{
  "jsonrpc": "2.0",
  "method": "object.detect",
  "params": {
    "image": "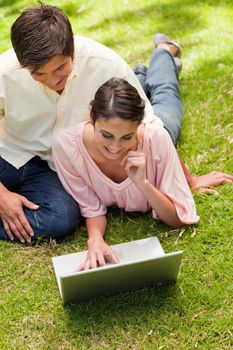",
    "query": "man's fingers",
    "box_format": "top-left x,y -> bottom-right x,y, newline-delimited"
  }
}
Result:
7,211 -> 34,242
7,221 -> 27,243
17,213 -> 34,237
4,213 -> 34,243
21,197 -> 39,210
2,220 -> 14,241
